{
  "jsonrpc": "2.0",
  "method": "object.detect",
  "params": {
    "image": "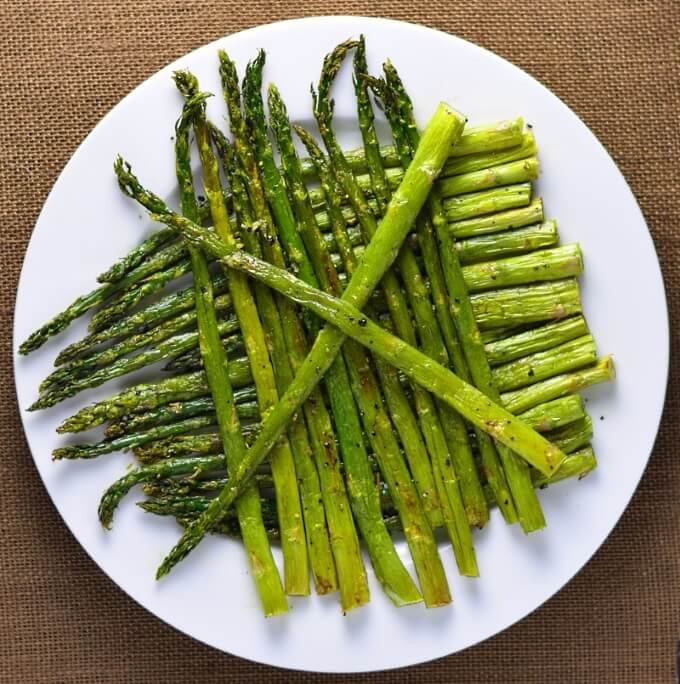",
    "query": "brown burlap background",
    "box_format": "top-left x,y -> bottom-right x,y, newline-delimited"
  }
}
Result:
2,2 -> 679,682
